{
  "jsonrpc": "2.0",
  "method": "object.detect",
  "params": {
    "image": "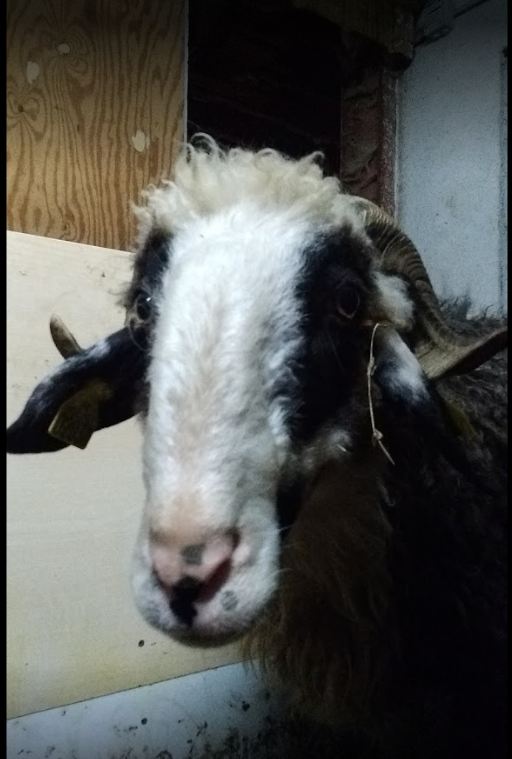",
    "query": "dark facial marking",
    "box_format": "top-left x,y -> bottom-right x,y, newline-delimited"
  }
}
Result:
290,231 -> 374,441
126,231 -> 172,307
125,231 -> 172,350
170,576 -> 201,627
276,475 -> 306,537
221,590 -> 238,611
